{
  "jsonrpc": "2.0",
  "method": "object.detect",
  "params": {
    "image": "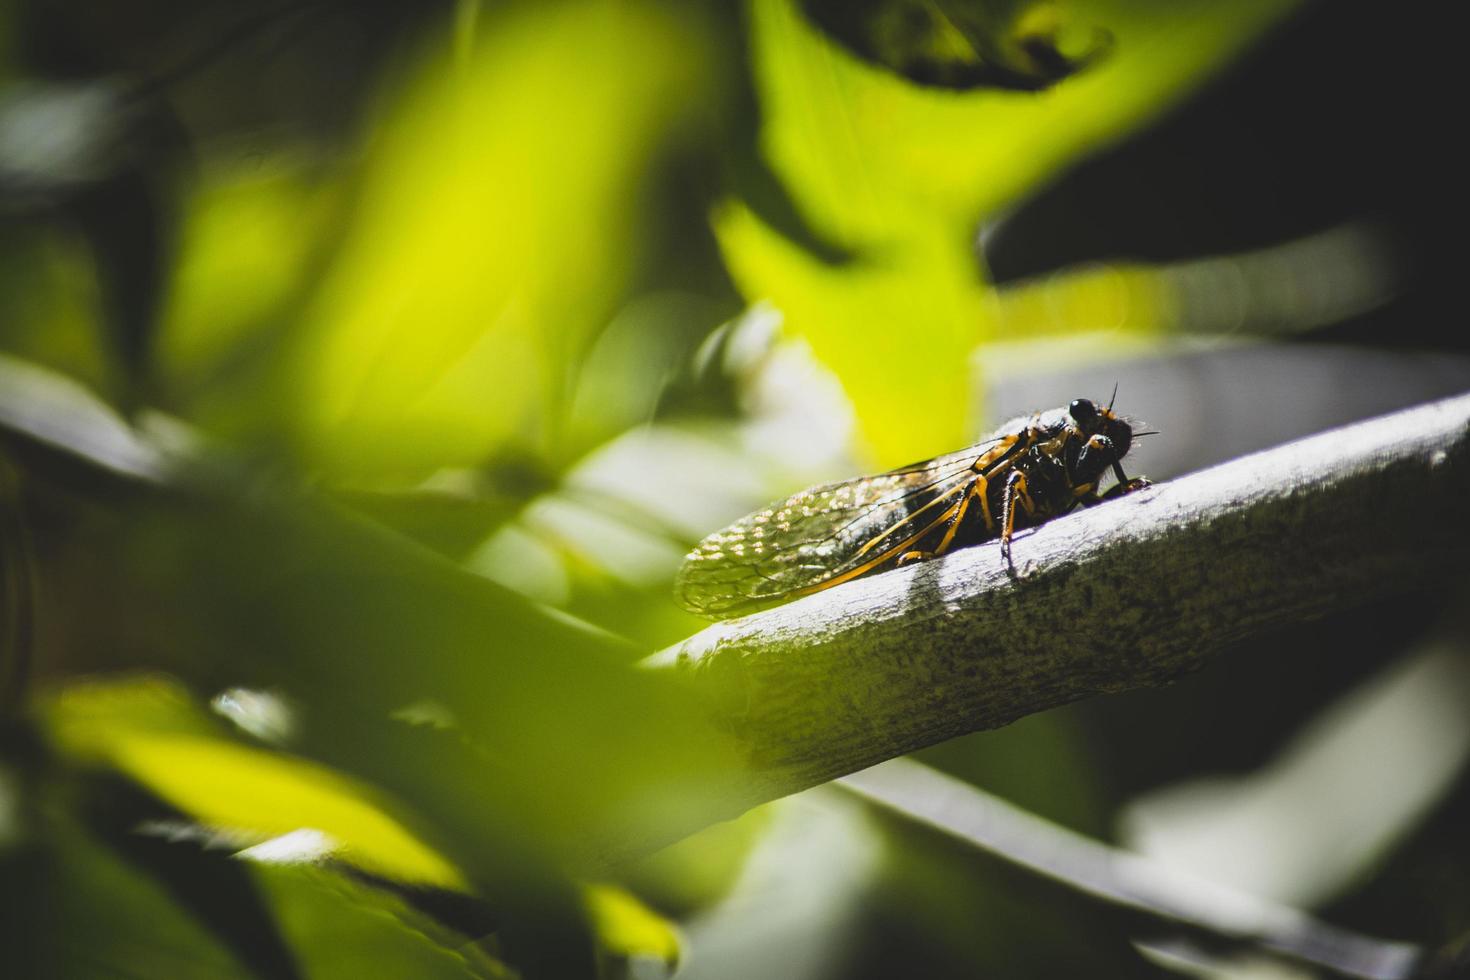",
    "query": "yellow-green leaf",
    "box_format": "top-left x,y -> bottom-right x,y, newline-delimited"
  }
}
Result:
46,676 -> 465,890
583,882 -> 682,967
285,1 -> 710,478
720,0 -> 1303,464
